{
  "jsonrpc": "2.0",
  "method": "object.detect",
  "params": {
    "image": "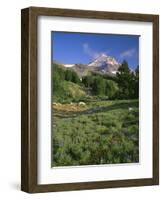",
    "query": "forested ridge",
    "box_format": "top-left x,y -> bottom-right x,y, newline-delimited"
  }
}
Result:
53,60 -> 139,103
